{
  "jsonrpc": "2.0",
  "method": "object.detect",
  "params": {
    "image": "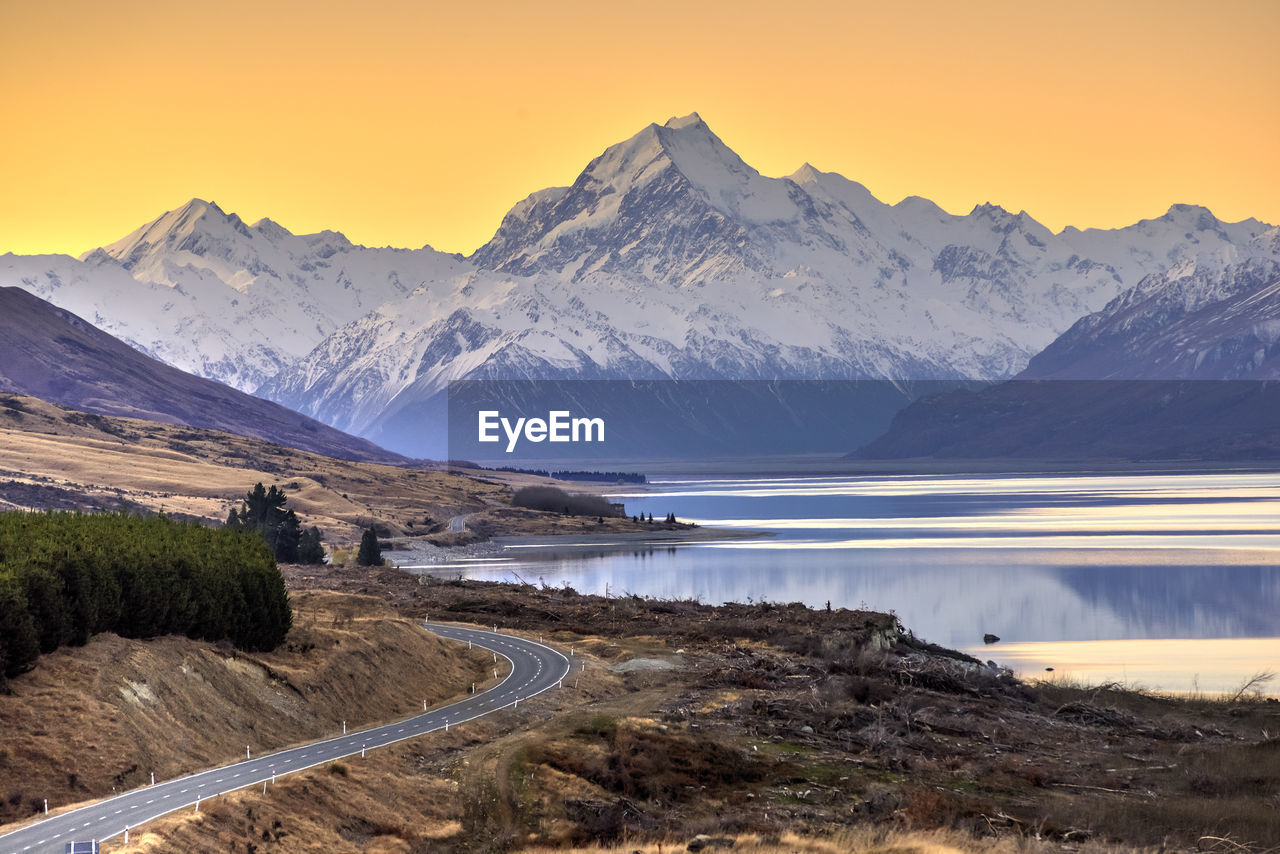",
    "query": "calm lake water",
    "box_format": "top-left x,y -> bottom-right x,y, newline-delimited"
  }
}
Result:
415,471 -> 1280,693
